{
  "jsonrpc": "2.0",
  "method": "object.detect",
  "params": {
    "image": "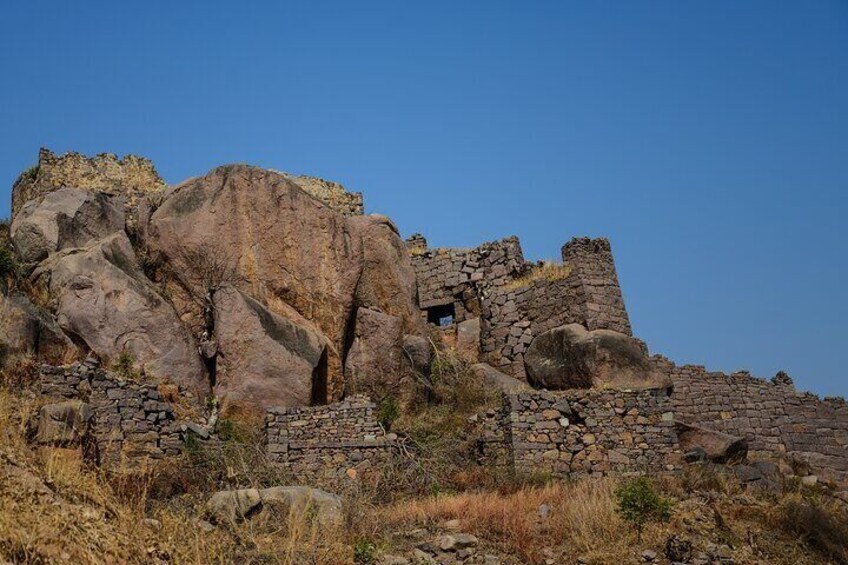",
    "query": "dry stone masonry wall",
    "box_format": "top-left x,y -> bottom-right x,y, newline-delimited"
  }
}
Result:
480,389 -> 679,478
39,360 -> 184,466
12,148 -> 167,228
409,234 -> 631,379
281,173 -> 364,216
266,395 -> 395,481
657,357 -> 848,484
